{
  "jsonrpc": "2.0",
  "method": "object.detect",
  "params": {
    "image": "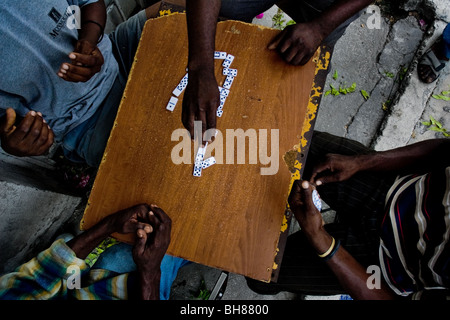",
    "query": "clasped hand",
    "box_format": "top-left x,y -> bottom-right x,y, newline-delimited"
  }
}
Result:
107,204 -> 172,272
58,39 -> 104,82
0,108 -> 54,157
